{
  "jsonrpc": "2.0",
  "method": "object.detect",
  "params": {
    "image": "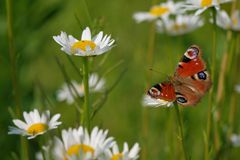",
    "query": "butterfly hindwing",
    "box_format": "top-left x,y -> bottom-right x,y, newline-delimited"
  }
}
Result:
174,85 -> 201,106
